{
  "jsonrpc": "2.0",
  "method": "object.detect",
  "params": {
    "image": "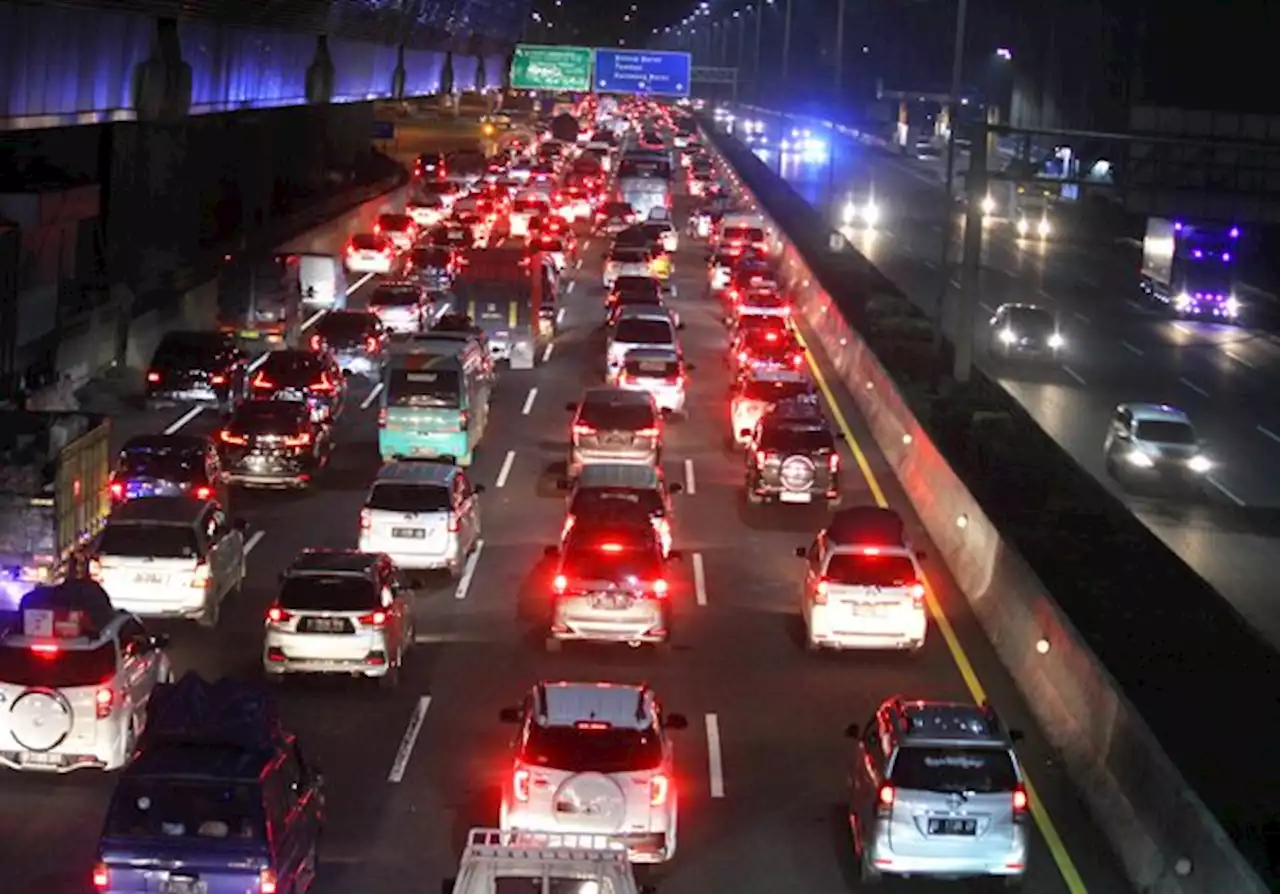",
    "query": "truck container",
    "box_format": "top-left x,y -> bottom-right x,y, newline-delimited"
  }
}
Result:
217,251 -> 304,348
0,412 -> 110,608
450,248 -> 556,368
1140,217 -> 1240,321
